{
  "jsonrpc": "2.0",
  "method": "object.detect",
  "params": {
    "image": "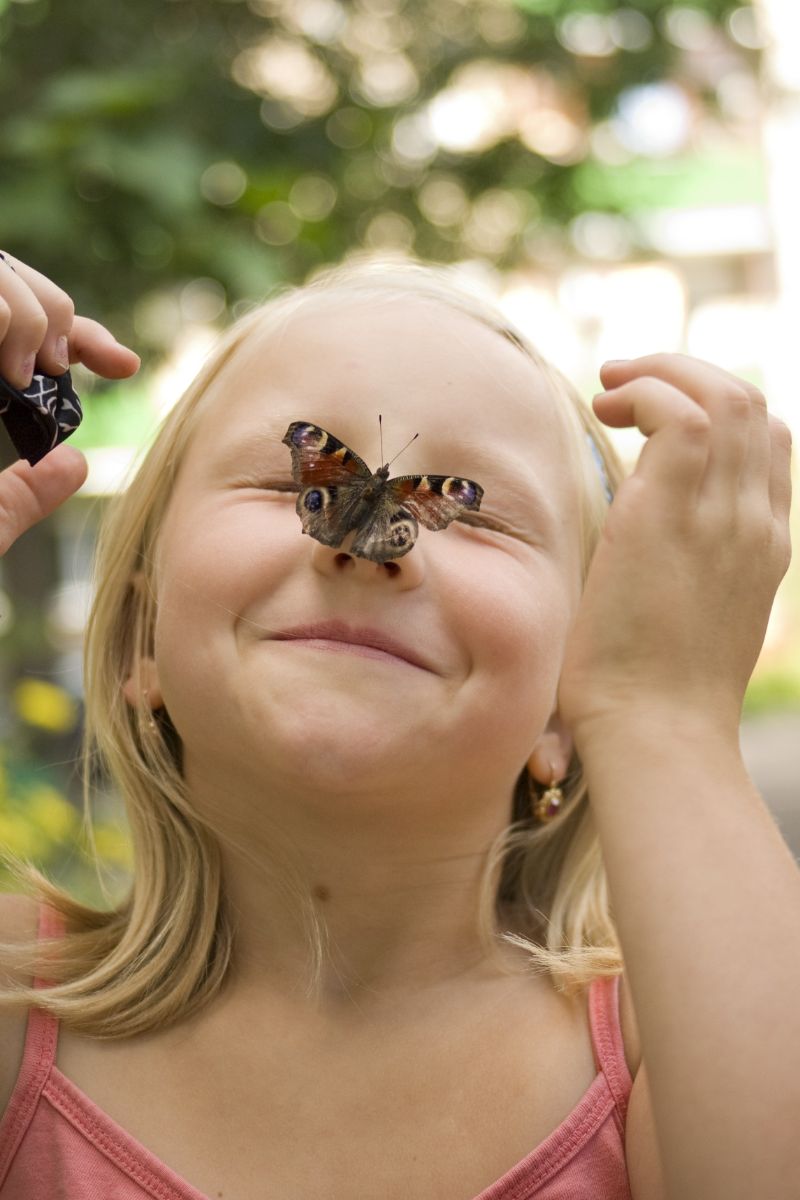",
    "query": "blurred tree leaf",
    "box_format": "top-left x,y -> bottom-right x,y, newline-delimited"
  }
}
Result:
0,0 -> 759,358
